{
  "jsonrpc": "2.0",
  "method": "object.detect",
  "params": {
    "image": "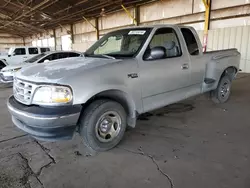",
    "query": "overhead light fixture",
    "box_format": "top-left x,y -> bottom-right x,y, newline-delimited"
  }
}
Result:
100,8 -> 106,17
